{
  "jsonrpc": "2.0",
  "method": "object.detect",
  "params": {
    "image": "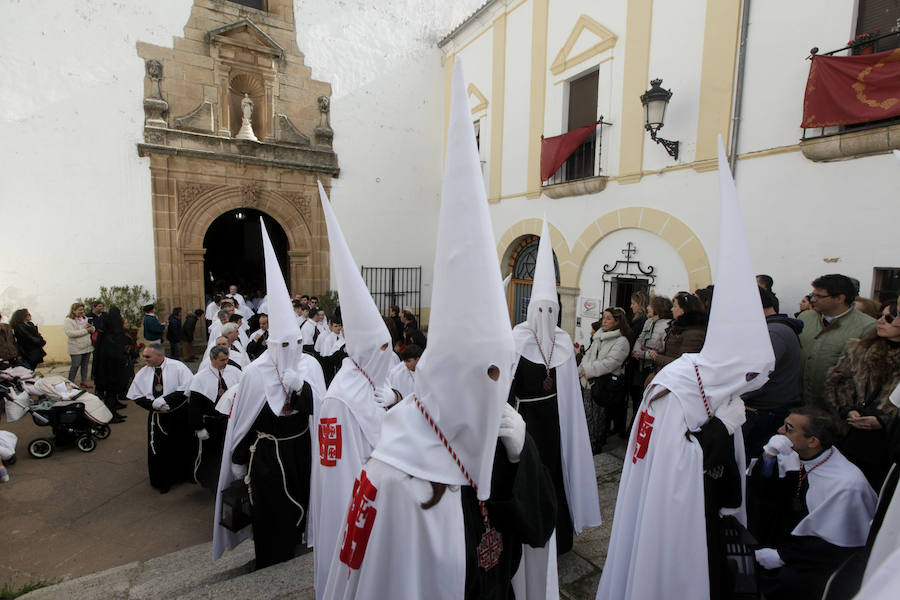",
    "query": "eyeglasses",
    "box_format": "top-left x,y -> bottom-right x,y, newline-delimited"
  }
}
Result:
882,311 -> 896,324
809,293 -> 832,300
783,420 -> 810,437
